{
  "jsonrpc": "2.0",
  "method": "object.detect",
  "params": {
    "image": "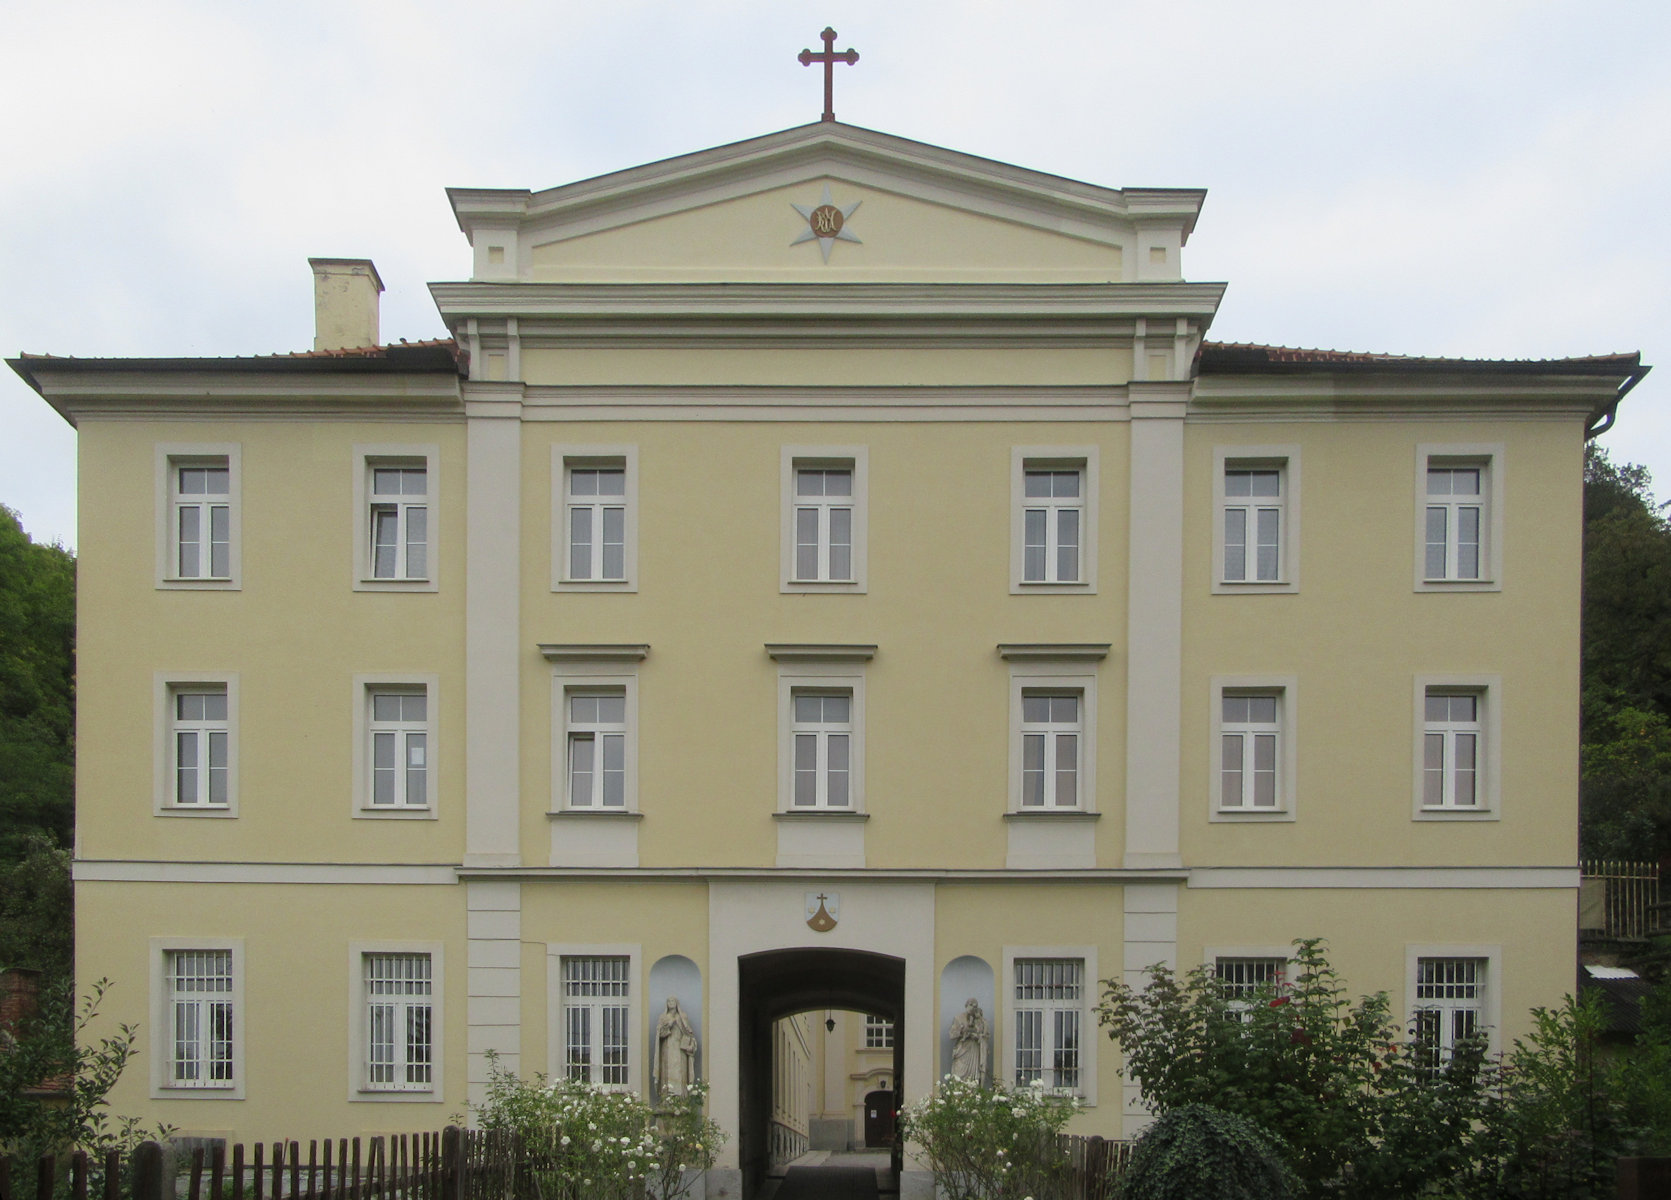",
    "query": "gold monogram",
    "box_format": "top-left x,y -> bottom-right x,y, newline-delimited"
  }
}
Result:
809,205 -> 844,237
